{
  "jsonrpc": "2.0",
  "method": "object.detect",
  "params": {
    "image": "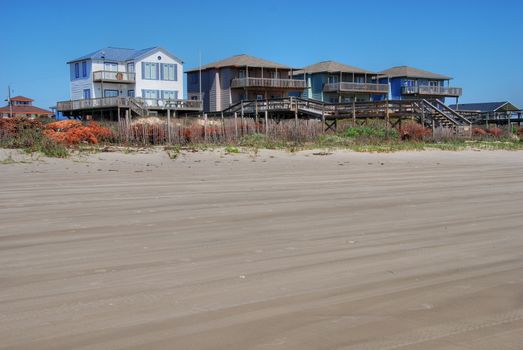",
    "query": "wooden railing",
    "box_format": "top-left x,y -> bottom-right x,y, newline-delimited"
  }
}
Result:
323,82 -> 389,93
56,97 -> 202,112
231,77 -> 306,89
402,86 -> 462,97
93,71 -> 136,83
